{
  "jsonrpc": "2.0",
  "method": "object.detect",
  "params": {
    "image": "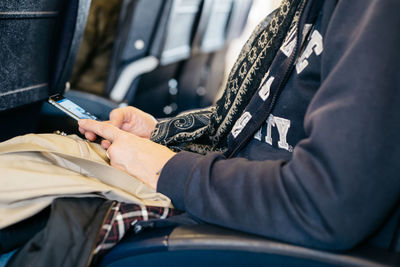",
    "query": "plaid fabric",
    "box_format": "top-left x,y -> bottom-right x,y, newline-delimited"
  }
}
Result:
93,202 -> 177,259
